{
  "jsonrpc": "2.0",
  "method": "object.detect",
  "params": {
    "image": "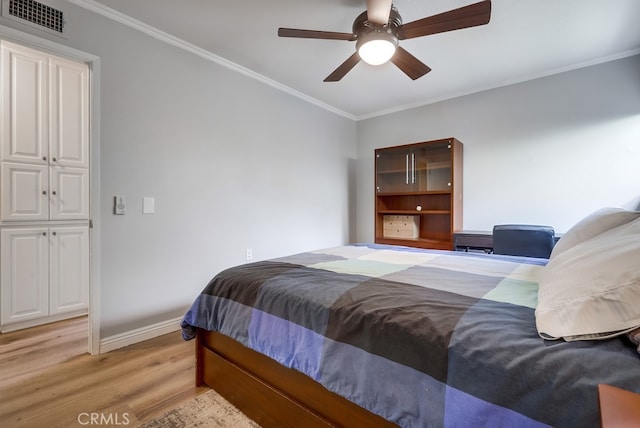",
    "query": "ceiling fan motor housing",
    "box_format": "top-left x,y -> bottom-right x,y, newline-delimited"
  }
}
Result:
353,6 -> 403,39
